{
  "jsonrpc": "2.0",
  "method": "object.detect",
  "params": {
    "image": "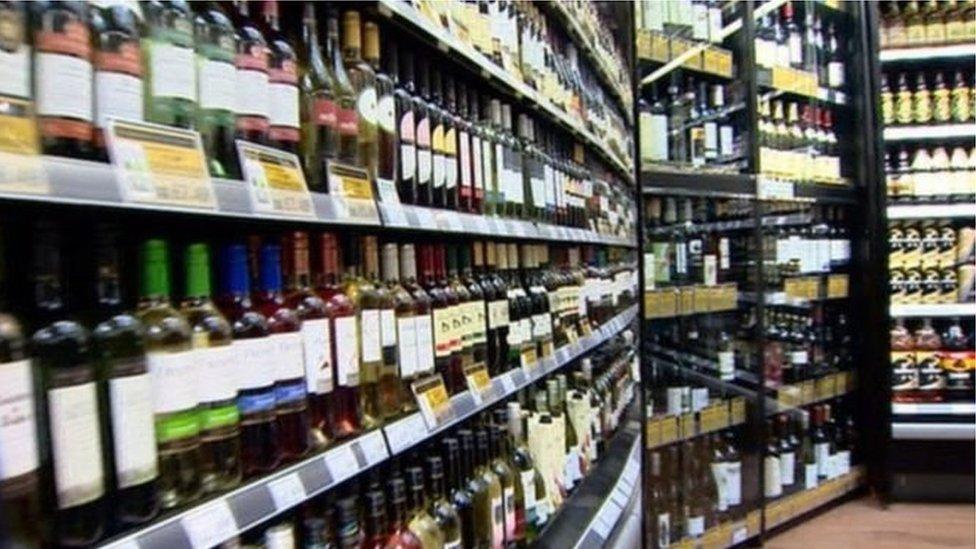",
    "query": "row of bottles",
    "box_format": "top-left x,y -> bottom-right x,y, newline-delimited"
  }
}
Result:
0,218 -> 635,546
888,220 -> 975,305
886,144 -> 976,202
879,0 -> 976,49
755,0 -> 847,90
757,98 -> 842,183
880,70 -> 975,127
635,0 -> 726,44
891,316 -> 975,403
213,339 -> 636,549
